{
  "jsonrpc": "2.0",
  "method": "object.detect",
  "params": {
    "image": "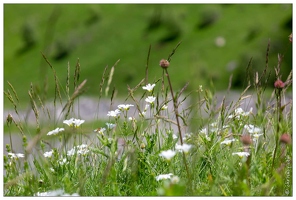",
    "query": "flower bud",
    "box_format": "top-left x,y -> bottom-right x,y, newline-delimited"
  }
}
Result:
140,143 -> 146,149
240,134 -> 252,146
280,133 -> 291,145
289,33 -> 292,43
274,79 -> 285,89
159,59 -> 170,68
